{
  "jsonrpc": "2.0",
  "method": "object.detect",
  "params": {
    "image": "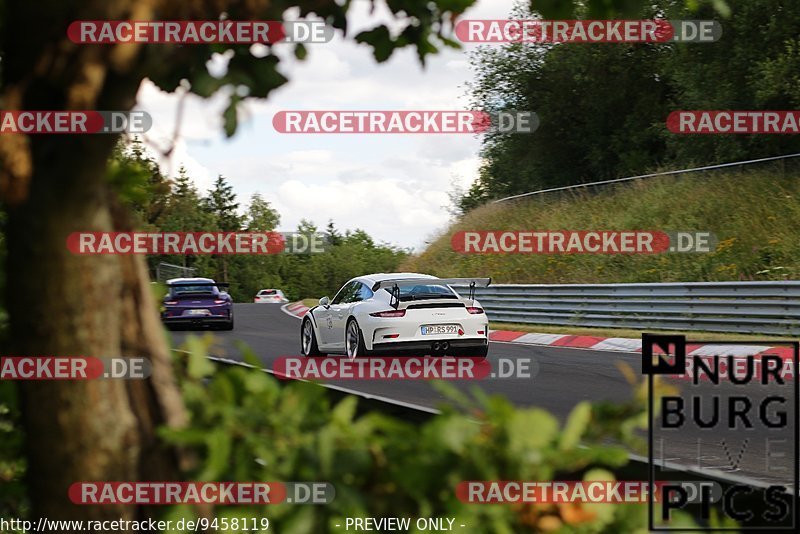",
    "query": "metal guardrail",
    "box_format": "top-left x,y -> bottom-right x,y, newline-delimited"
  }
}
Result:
492,152 -> 800,203
155,261 -> 197,283
456,281 -> 800,335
